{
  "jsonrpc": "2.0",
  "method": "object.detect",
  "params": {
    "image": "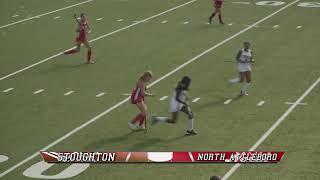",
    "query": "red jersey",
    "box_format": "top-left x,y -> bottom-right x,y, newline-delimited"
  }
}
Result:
131,84 -> 146,104
76,20 -> 89,43
214,0 -> 223,8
